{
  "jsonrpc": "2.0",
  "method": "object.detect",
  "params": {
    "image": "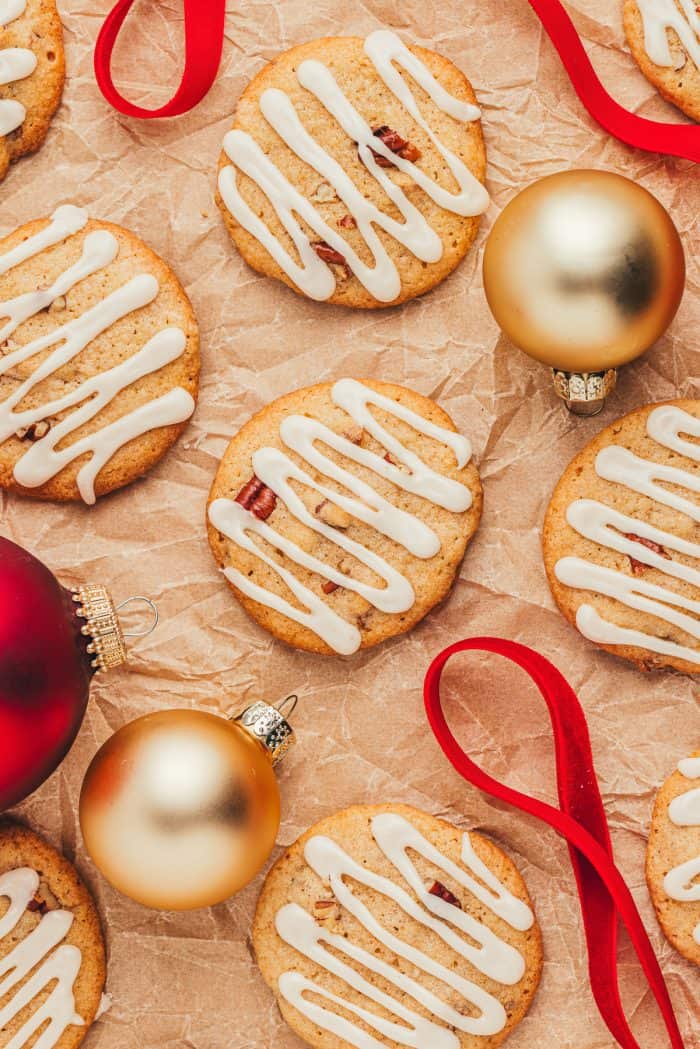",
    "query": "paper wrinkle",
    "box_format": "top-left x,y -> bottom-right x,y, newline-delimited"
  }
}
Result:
1,0 -> 699,1046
